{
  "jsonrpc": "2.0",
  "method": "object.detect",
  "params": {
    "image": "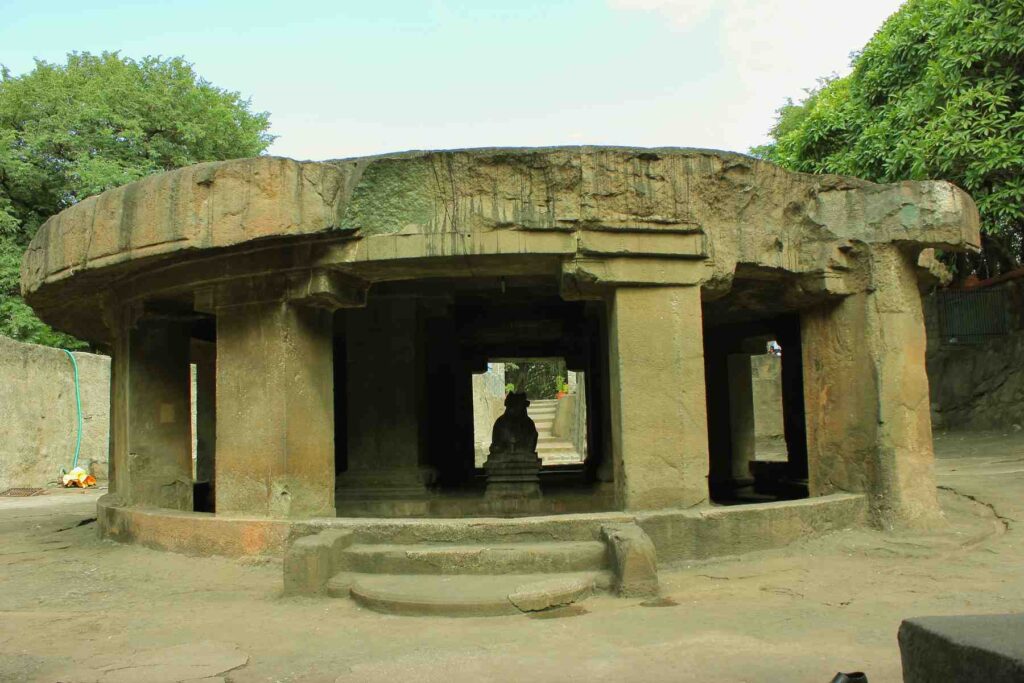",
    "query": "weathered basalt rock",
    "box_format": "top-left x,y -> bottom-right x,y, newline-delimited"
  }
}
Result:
900,614 -> 1024,683
602,522 -> 659,598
